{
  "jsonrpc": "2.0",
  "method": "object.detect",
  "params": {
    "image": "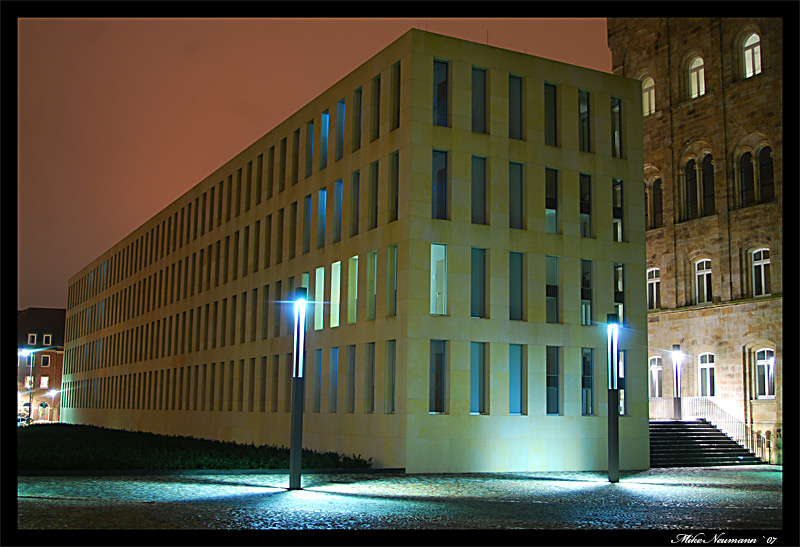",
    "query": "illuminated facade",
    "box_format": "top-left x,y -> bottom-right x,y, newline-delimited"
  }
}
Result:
18,308 -> 65,422
63,29 -> 648,472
